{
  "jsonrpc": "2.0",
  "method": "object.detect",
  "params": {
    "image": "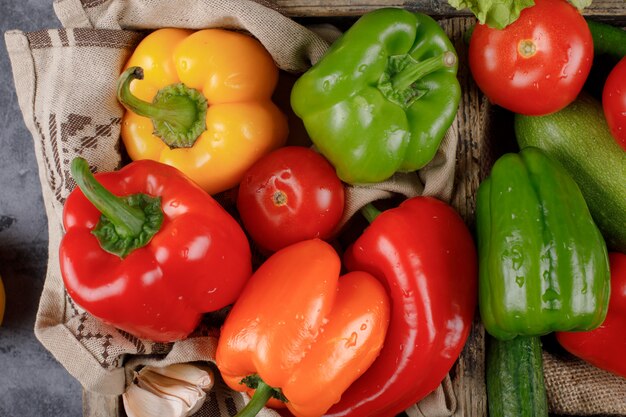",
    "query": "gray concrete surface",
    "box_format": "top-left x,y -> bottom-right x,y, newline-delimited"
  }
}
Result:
0,1 -> 83,416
